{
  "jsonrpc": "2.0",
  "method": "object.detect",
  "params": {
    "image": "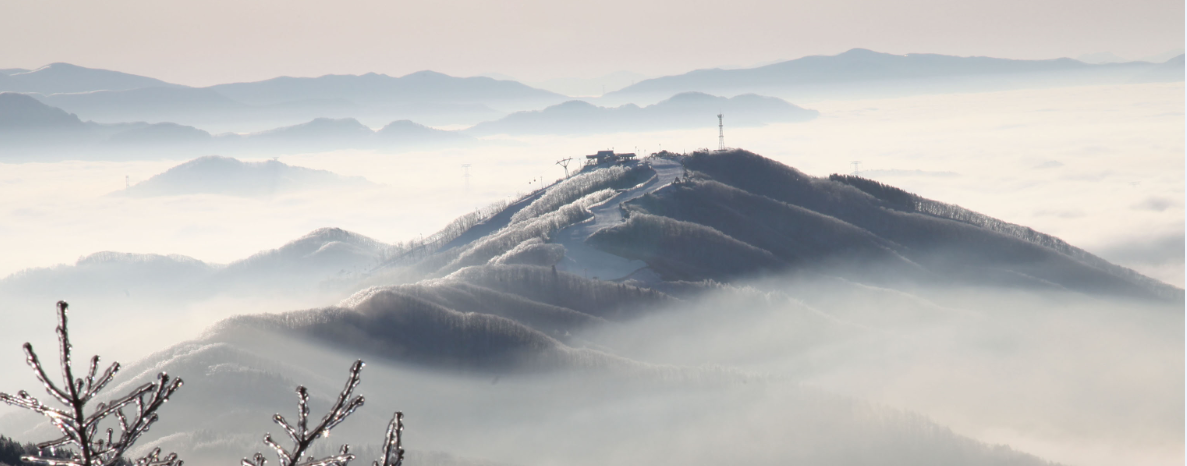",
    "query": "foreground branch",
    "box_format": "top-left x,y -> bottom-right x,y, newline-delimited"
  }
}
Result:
243,360 -> 404,466
0,301 -> 184,466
